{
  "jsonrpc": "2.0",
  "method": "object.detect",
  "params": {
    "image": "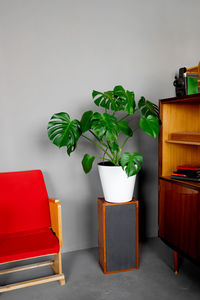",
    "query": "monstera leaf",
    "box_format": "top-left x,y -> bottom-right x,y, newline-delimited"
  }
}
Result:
120,152 -> 143,177
80,110 -> 94,133
139,115 -> 159,138
91,112 -> 120,142
47,112 -> 81,155
92,85 -> 136,114
82,153 -> 96,174
138,96 -> 159,118
119,120 -> 133,137
113,85 -> 136,114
